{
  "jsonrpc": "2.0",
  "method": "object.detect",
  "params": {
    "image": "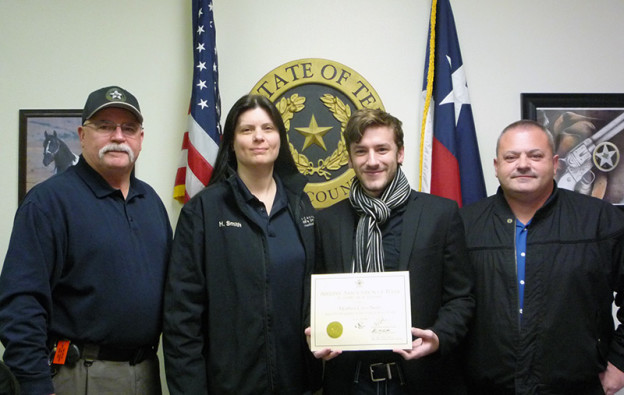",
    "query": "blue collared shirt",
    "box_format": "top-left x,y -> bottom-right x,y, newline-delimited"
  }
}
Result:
516,219 -> 530,319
